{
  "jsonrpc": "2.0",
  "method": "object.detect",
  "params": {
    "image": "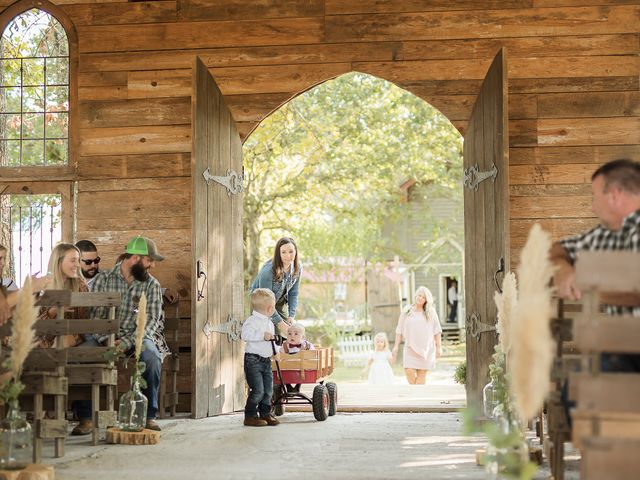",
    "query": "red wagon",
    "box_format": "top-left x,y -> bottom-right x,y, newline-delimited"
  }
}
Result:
271,346 -> 337,421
